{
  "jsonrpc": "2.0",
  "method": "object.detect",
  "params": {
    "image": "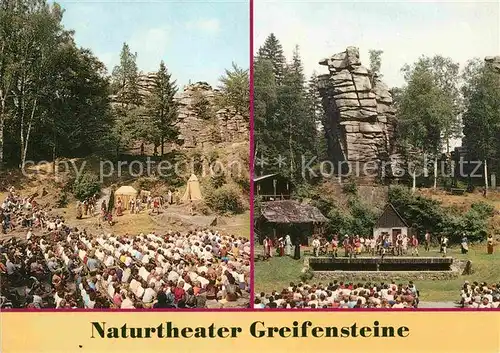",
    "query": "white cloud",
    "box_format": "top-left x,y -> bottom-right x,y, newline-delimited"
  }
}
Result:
185,18 -> 220,34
